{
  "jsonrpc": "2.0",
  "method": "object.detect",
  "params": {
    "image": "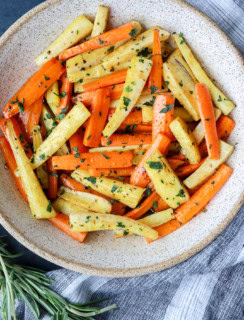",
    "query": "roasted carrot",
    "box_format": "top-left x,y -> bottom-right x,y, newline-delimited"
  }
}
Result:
169,154 -> 188,161
4,58 -> 64,118
130,133 -> 171,187
108,108 -> 145,125
84,88 -> 110,147
195,83 -> 220,159
167,158 -> 185,170
47,158 -> 58,199
72,83 -> 125,105
101,134 -> 152,147
69,127 -> 87,154
175,164 -> 232,224
89,166 -> 135,177
49,213 -> 87,242
154,197 -> 169,212
175,159 -> 206,178
152,93 -> 175,140
59,22 -> 137,60
19,96 -> 43,141
148,30 -> 162,94
199,115 -> 235,157
216,115 -> 235,140
125,191 -> 160,220
52,151 -> 133,170
146,219 -> 181,243
0,136 -> 28,202
0,118 -> 33,158
56,73 -> 73,118
82,69 -> 127,92
60,174 -> 126,215
118,124 -> 152,133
